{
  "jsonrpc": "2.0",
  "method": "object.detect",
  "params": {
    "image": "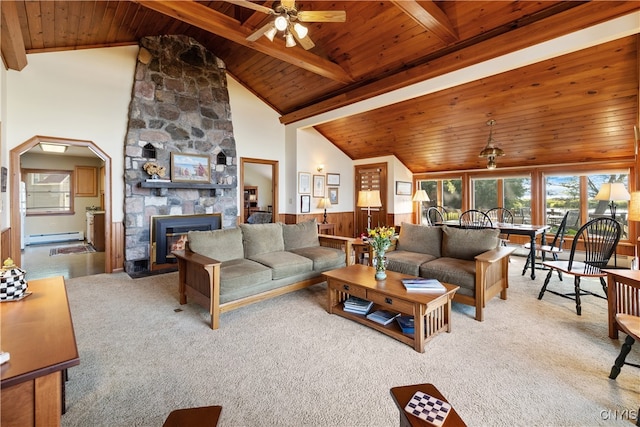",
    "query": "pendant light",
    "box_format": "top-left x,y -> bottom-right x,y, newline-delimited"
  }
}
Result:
478,119 -> 504,169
